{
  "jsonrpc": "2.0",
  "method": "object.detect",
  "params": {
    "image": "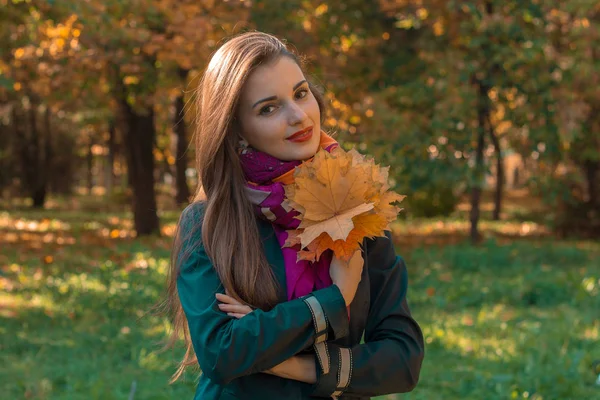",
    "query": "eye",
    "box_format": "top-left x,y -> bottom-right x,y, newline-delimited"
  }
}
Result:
295,89 -> 309,99
259,105 -> 276,115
